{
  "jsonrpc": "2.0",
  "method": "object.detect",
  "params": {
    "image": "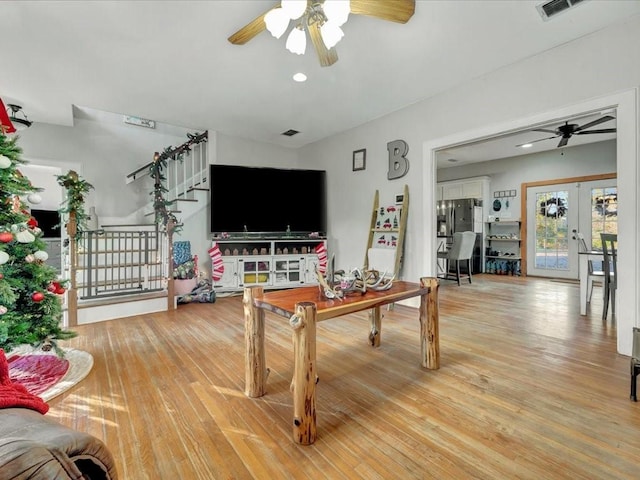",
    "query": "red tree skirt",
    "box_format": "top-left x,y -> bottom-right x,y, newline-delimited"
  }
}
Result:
8,354 -> 69,396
